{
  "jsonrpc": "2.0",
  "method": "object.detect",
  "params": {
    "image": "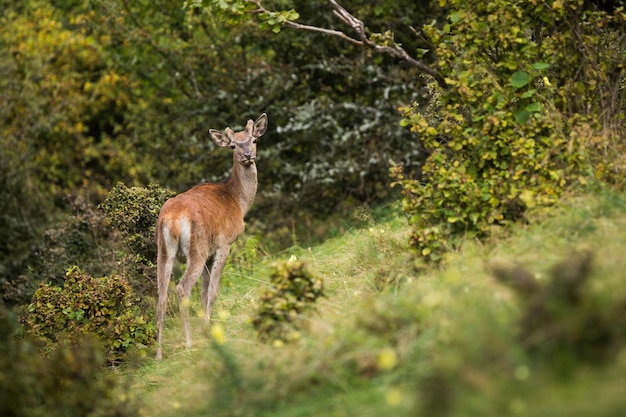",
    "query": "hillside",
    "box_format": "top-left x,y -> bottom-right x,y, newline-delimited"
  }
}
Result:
123,190 -> 626,417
